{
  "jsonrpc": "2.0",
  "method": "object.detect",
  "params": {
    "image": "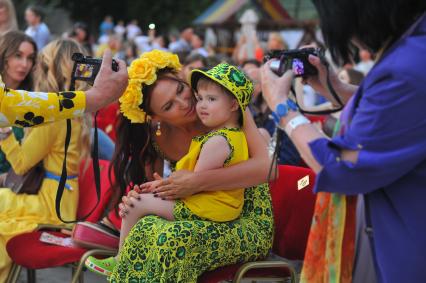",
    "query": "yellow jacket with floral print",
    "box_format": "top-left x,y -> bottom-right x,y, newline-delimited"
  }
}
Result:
0,75 -> 85,127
